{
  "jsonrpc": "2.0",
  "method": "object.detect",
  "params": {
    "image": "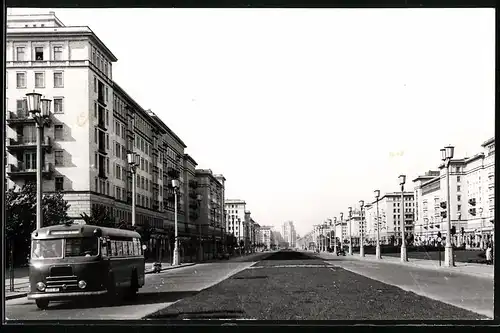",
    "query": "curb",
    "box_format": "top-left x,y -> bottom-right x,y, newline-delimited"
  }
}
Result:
6,292 -> 28,300
145,262 -> 196,275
